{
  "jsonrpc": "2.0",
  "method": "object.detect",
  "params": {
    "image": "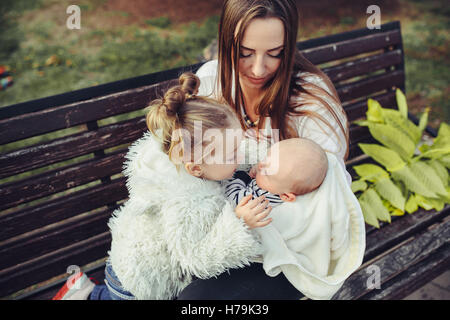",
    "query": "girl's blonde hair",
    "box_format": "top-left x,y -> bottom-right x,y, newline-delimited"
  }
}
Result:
146,72 -> 239,166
